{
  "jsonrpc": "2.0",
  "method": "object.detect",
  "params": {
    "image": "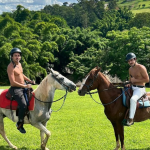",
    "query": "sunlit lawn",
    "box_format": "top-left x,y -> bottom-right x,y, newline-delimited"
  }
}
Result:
132,8 -> 150,14
0,86 -> 150,149
117,0 -> 150,14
